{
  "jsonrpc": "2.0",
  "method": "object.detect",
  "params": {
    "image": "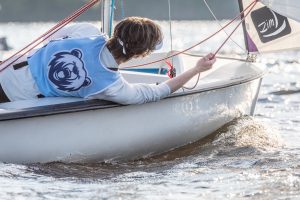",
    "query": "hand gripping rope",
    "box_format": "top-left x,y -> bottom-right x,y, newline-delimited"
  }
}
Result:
121,0 -> 258,71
